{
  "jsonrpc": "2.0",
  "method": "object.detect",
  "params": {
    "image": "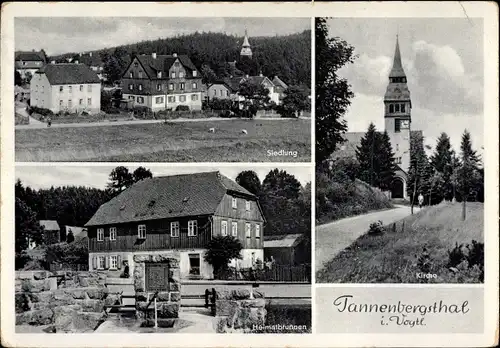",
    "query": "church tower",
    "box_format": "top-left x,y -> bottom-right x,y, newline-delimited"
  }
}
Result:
384,36 -> 412,198
240,30 -> 253,58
